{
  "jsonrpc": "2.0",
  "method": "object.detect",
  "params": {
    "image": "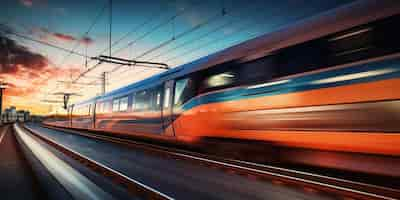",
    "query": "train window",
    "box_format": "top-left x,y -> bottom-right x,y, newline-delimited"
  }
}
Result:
174,78 -> 196,106
152,87 -> 162,111
156,92 -> 161,107
200,71 -> 238,92
130,94 -> 135,111
240,56 -> 279,85
135,90 -> 150,111
104,101 -> 111,113
235,14 -> 400,88
163,88 -> 170,108
112,99 -> 119,112
119,97 -> 128,111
